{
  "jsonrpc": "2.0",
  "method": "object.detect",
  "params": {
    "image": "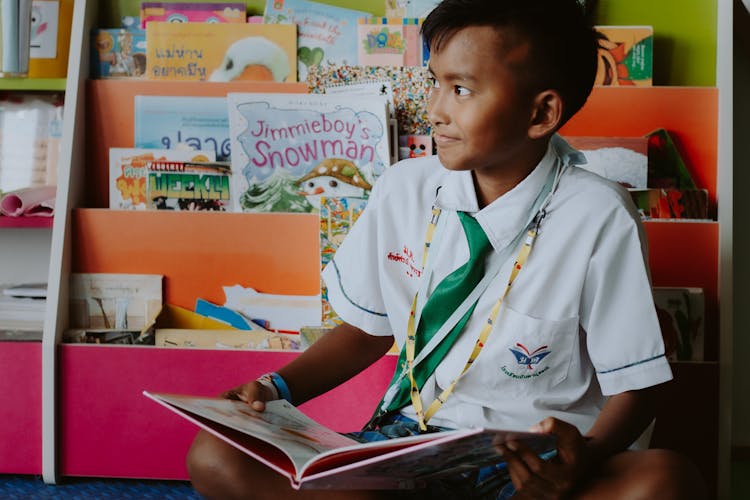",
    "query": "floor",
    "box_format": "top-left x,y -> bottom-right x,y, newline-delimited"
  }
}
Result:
0,460 -> 748,498
0,475 -> 201,499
